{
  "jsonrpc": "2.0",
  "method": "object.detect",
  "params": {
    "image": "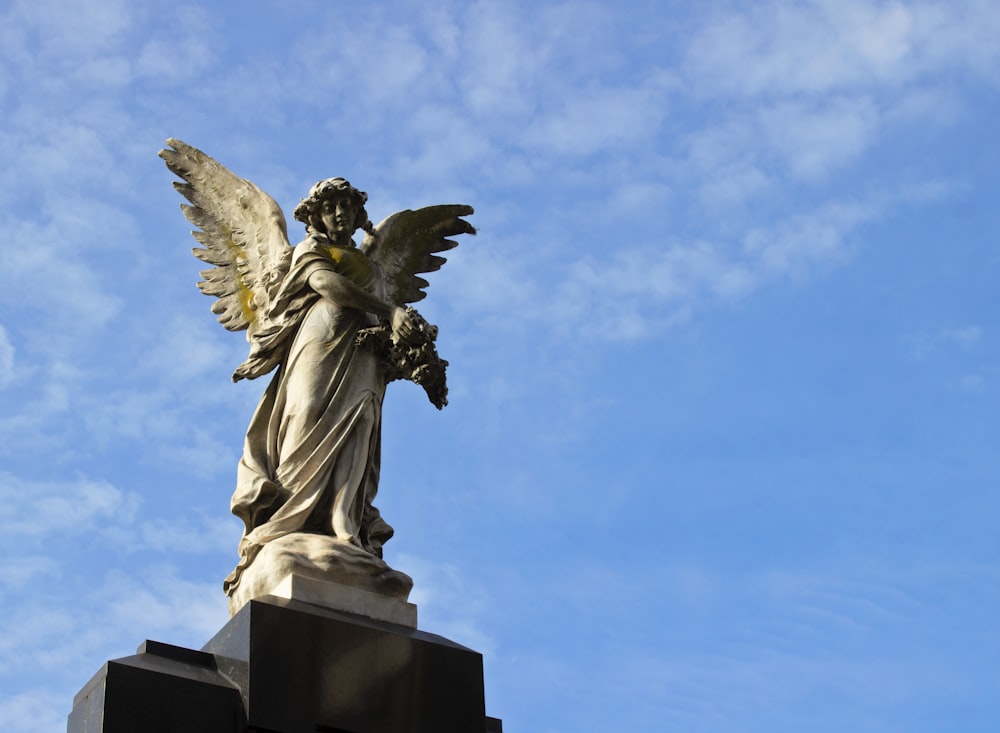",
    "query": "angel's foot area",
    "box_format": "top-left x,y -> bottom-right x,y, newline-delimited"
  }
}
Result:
225,531 -> 415,623
333,533 -> 364,549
